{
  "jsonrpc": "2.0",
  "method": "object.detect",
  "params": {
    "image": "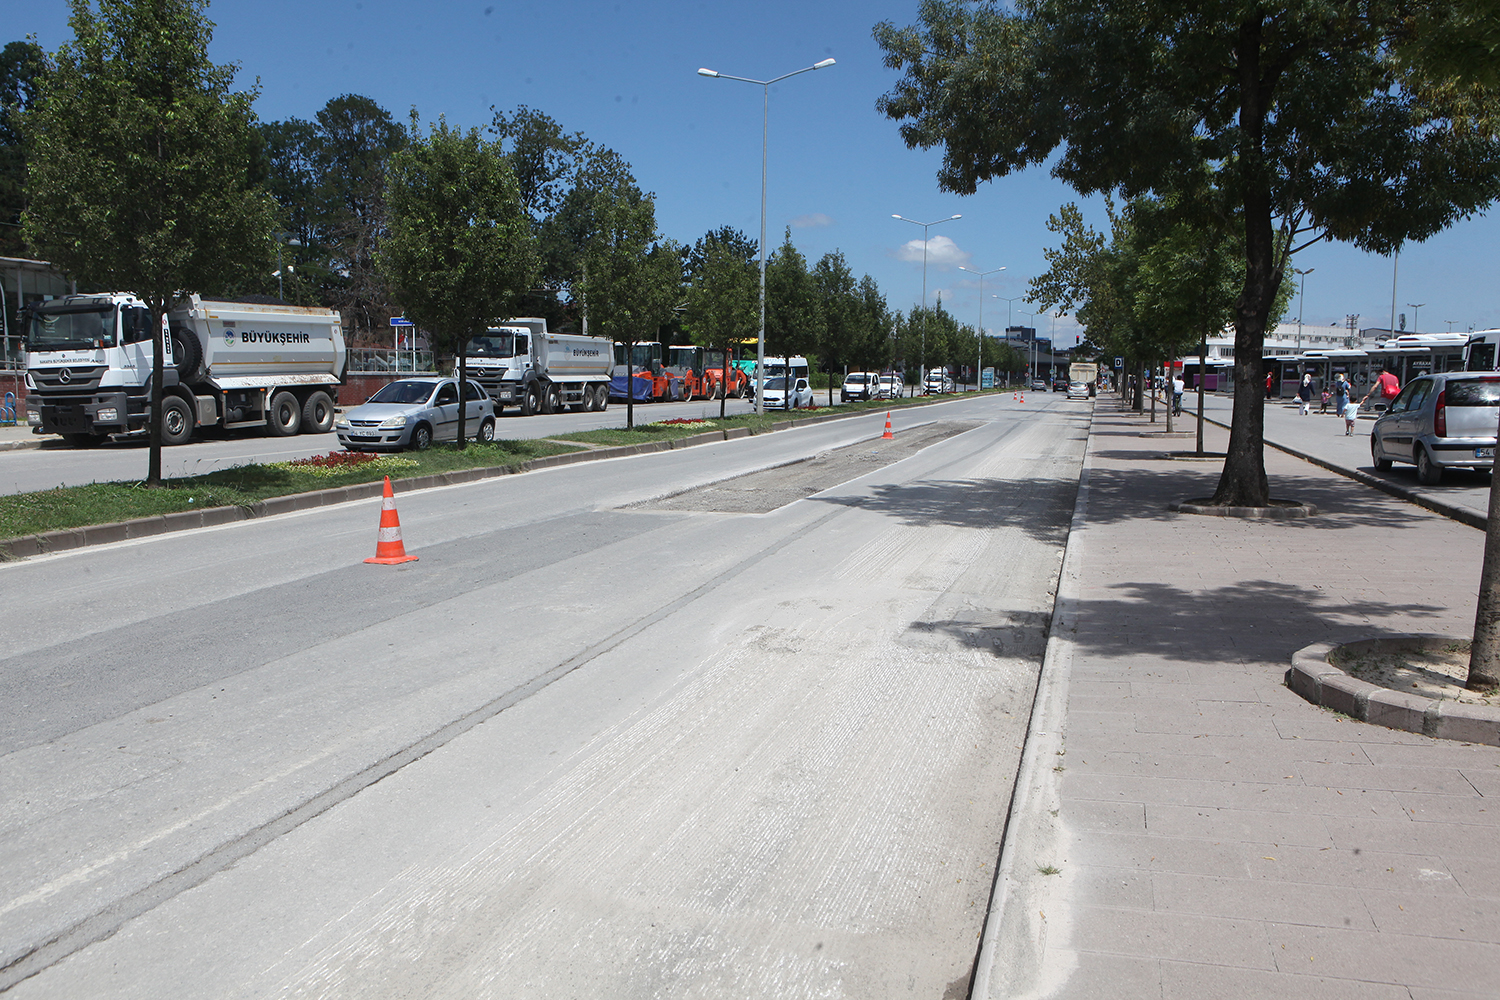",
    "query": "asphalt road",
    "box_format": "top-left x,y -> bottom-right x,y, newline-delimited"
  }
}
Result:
0,396 -> 775,495
0,392 -> 1089,998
